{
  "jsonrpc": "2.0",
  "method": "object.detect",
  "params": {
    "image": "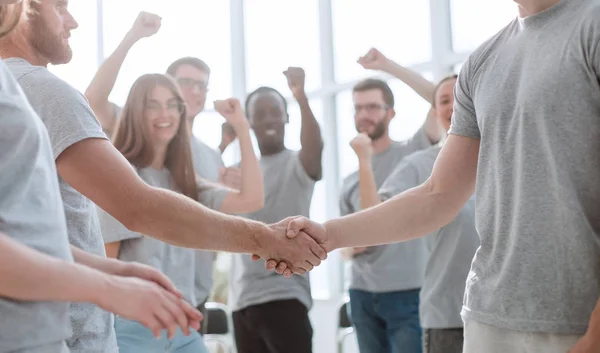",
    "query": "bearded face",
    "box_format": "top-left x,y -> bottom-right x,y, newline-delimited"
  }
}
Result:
26,0 -> 78,65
